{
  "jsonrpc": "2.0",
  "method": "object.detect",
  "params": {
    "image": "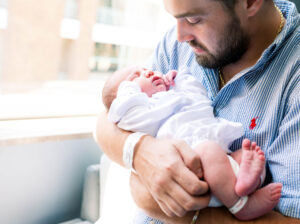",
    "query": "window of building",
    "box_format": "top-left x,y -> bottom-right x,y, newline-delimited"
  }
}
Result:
90,43 -> 153,73
0,0 -> 7,7
61,0 -> 80,39
92,0 -> 174,74
0,0 -> 8,29
63,0 -> 78,19
0,0 -> 174,143
96,0 -> 123,26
